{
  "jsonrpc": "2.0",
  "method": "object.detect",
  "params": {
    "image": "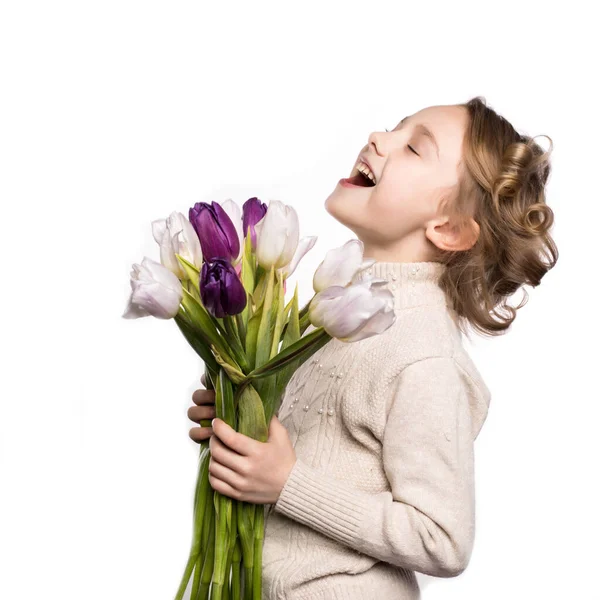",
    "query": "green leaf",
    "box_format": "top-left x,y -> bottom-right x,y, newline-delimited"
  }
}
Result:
281,282 -> 300,351
275,282 -> 301,394
175,254 -> 200,290
186,279 -> 202,304
253,266 -> 268,311
236,384 -> 269,443
180,288 -> 241,372
245,306 -> 262,371
256,375 -> 277,424
269,270 -> 286,360
173,314 -> 219,373
249,326 -> 332,380
255,265 -> 275,369
212,346 -> 246,384
299,309 -> 312,334
217,369 -> 236,429
223,315 -> 249,372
